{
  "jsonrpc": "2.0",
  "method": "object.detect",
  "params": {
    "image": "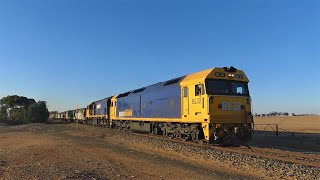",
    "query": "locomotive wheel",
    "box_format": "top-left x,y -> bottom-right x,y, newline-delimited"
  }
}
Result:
176,131 -> 182,139
162,129 -> 167,136
153,126 -> 160,135
191,131 -> 200,142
